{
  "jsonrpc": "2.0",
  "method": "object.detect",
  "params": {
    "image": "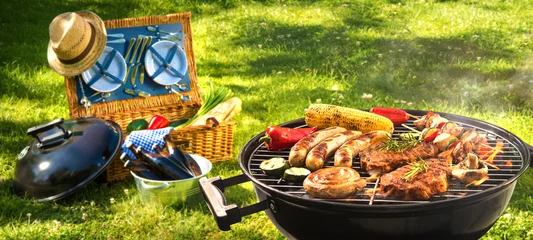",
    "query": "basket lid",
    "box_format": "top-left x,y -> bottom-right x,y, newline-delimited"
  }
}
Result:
12,117 -> 123,202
